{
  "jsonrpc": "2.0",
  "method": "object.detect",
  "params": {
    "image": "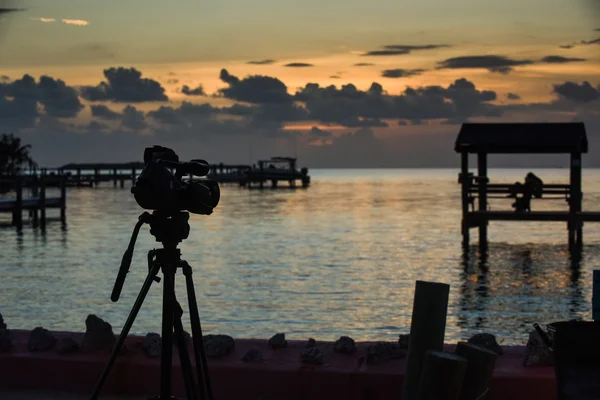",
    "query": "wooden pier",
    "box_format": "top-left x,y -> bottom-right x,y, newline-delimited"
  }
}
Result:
455,122 -> 597,253
0,177 -> 66,229
244,157 -> 310,189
